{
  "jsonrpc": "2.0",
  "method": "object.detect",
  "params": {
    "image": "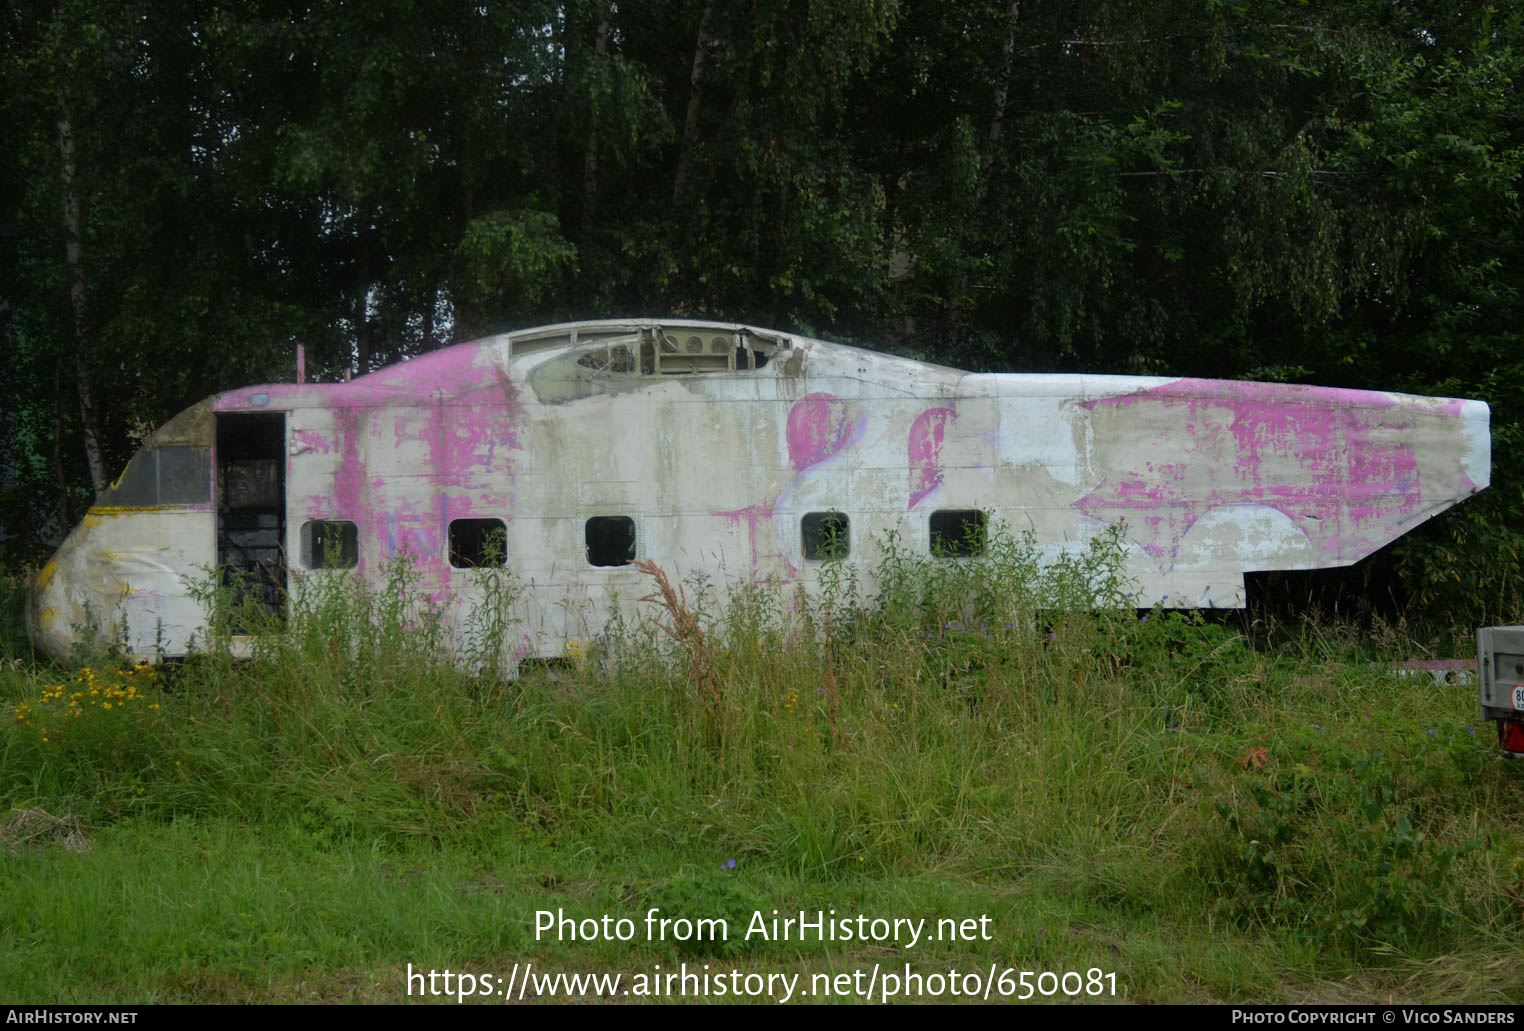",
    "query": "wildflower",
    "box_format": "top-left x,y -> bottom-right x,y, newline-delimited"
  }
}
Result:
1468,726 -> 1477,736
1427,729 -> 1436,738
724,858 -> 737,871
1238,746 -> 1270,770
